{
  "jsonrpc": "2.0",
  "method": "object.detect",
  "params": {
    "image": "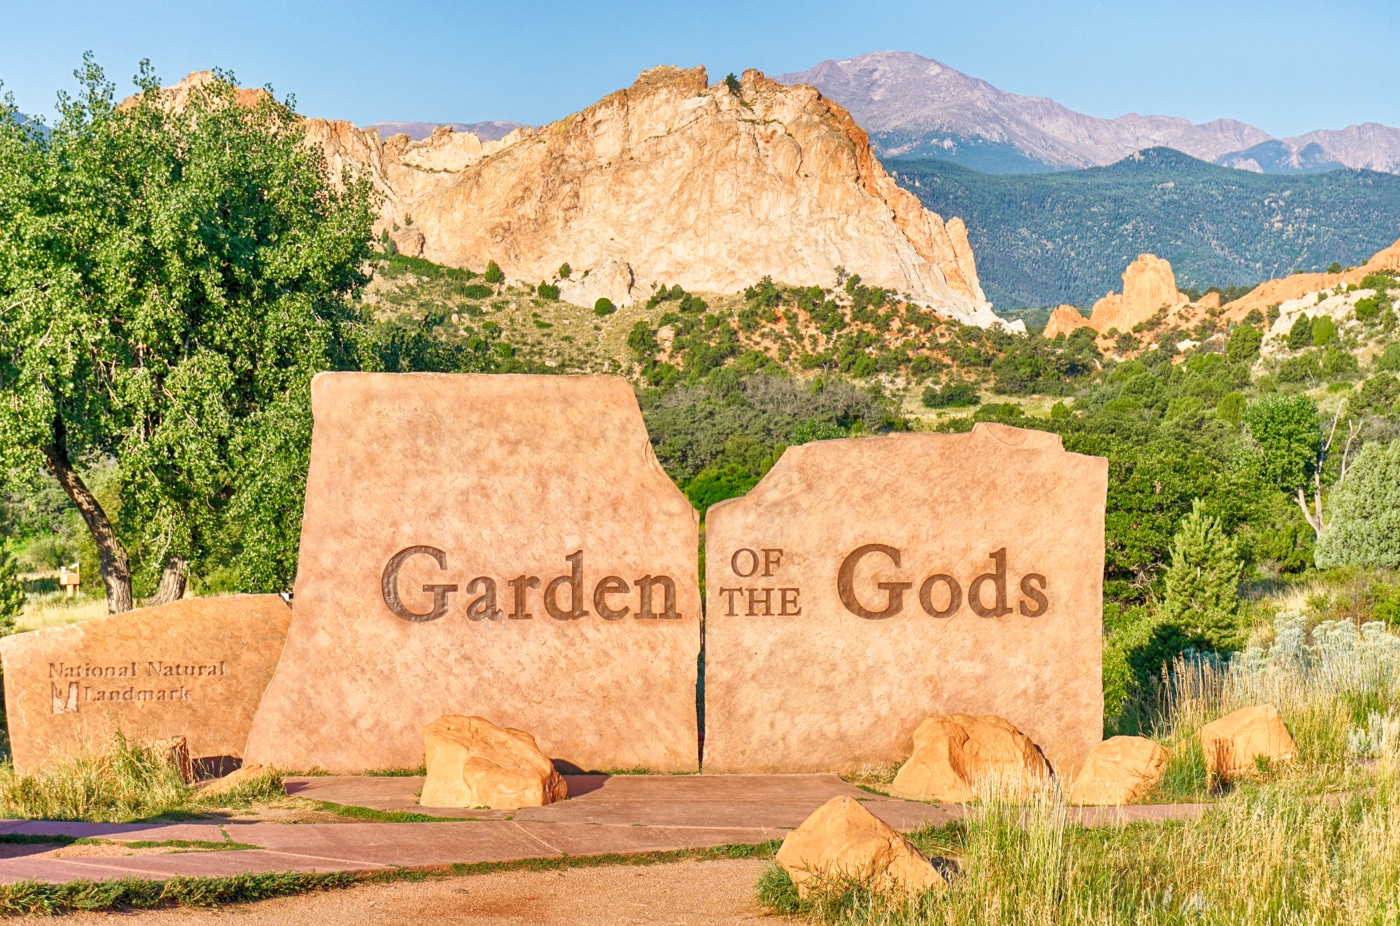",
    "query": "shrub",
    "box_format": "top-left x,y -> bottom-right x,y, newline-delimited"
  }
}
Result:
1226,324 -> 1263,362
1378,343 -> 1400,372
1160,500 -> 1244,650
1320,346 -> 1359,378
593,298 -> 616,316
1315,439 -> 1400,569
537,282 -> 560,300
1311,315 -> 1337,346
921,382 -> 980,408
483,261 -> 504,284
0,548 -> 23,634
684,464 -> 759,513
1287,314 -> 1313,350
558,262 -> 571,279
1354,373 -> 1400,414
461,283 -> 492,300
1355,296 -> 1381,322
626,321 -> 659,361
